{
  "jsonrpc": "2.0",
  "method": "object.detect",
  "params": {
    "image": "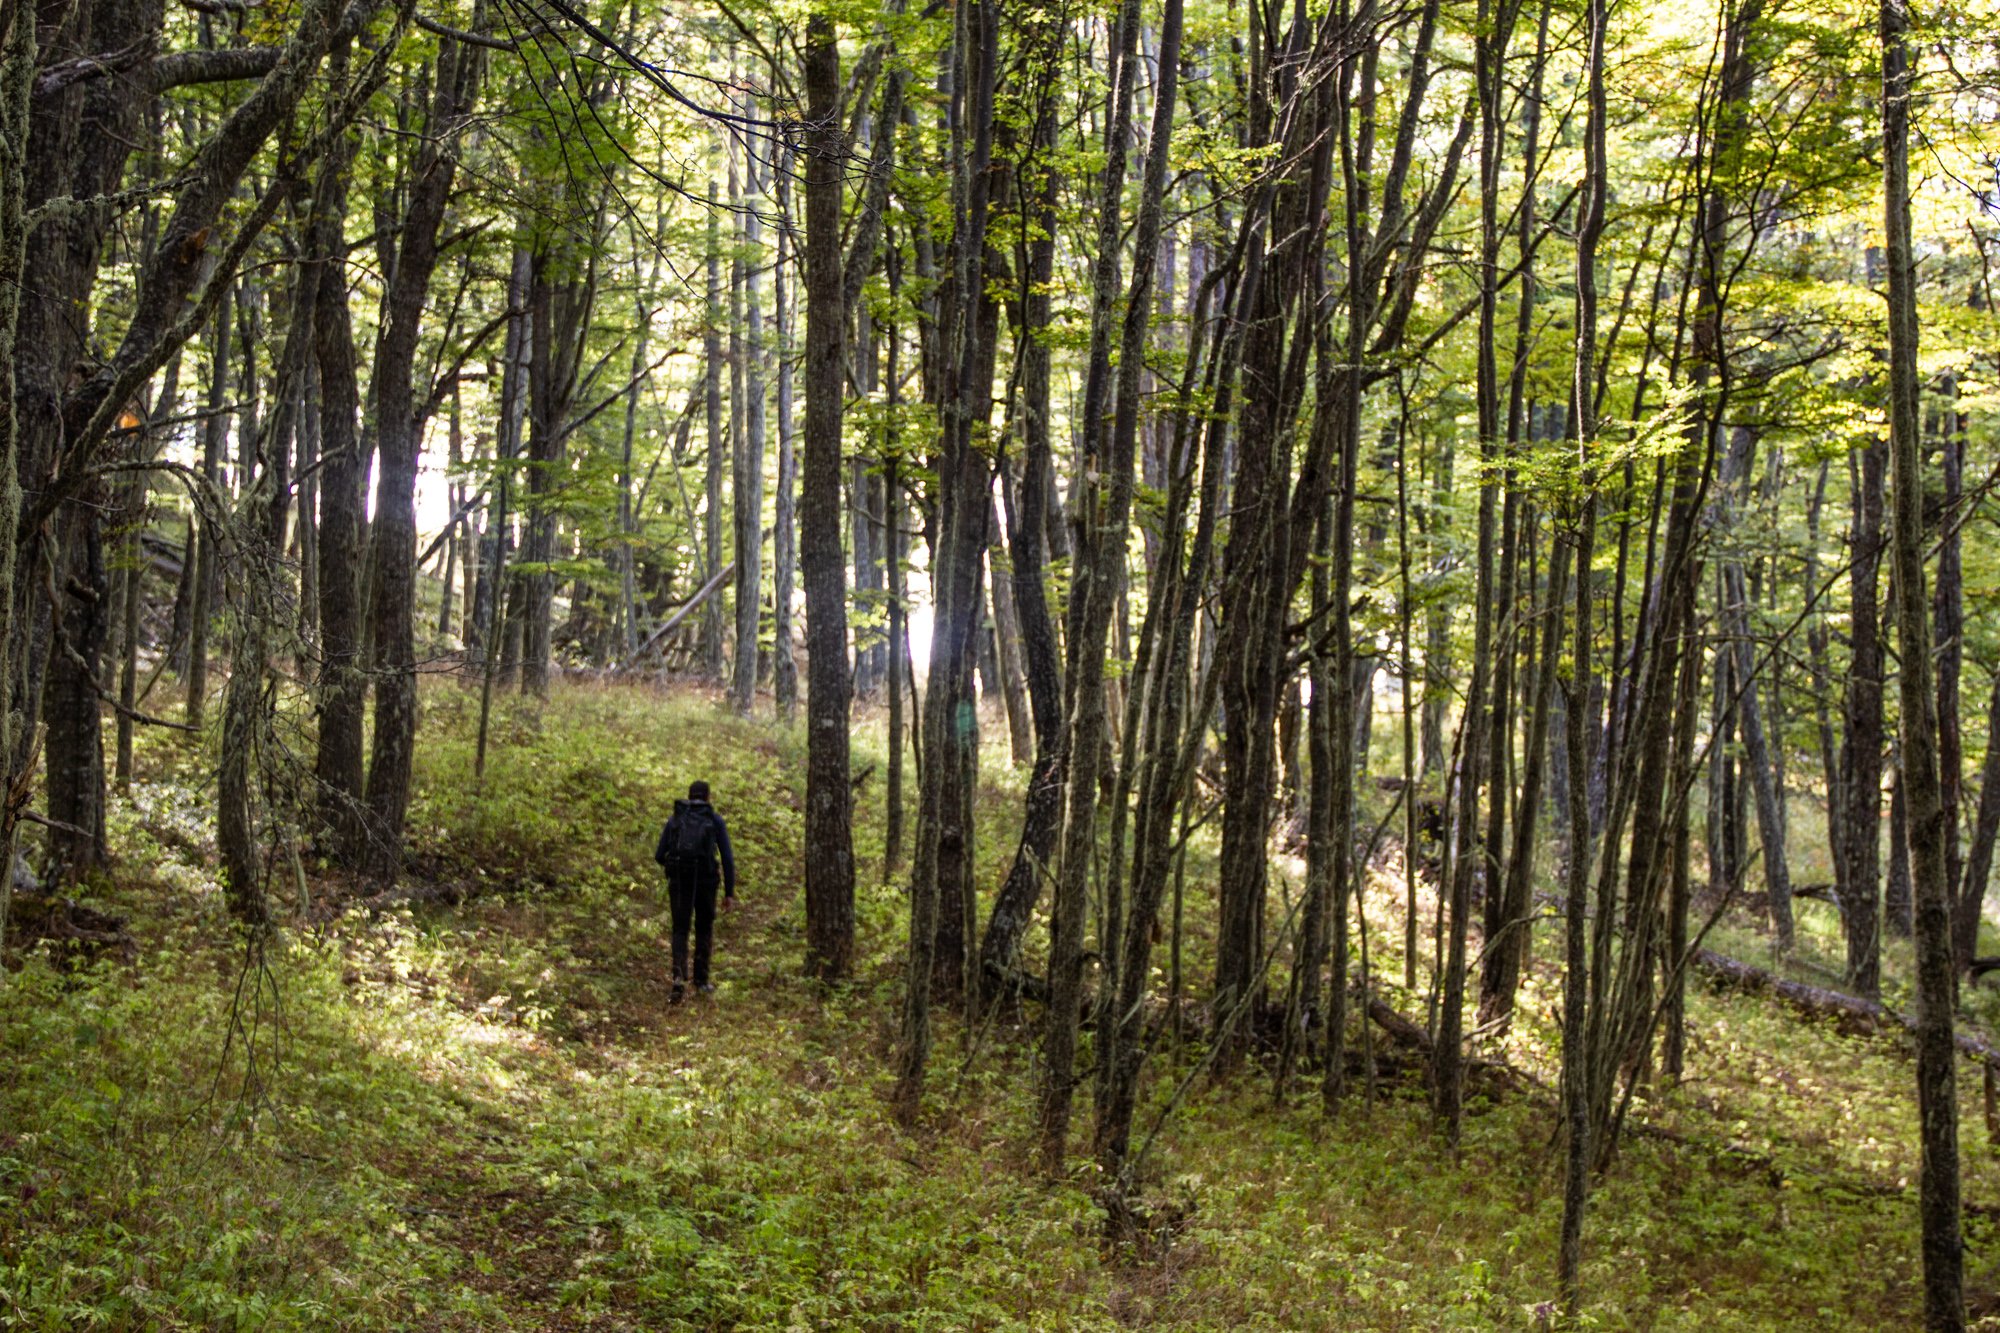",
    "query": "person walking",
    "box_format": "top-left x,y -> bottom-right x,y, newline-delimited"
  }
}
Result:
653,780 -> 737,1001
